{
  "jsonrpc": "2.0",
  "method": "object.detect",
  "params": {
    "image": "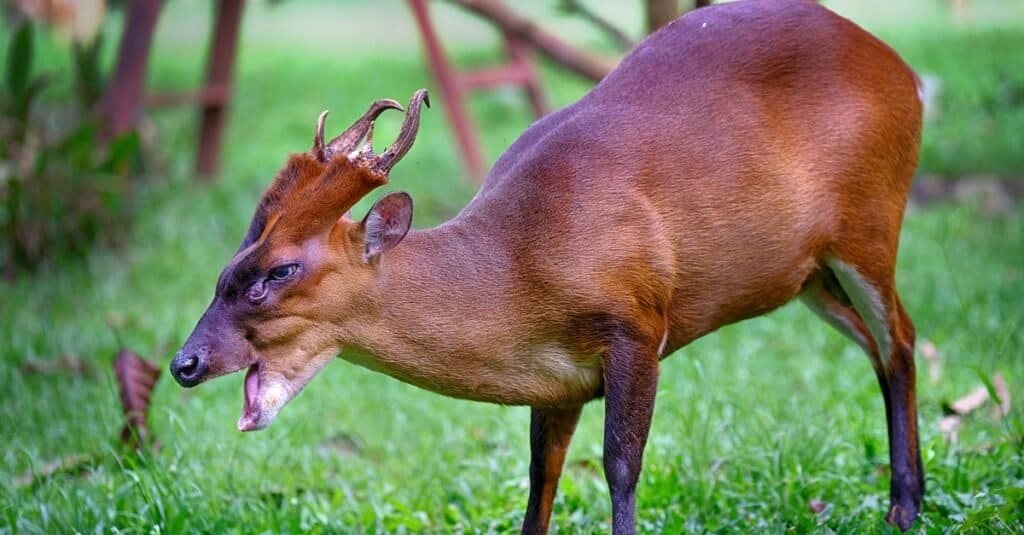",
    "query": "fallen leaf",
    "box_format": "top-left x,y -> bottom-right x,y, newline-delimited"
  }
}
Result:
14,453 -> 96,489
919,339 -> 942,384
106,311 -> 128,330
963,442 -> 999,455
938,415 -> 961,443
316,432 -> 363,458
874,463 -> 891,478
114,348 -> 161,449
944,385 -> 989,416
567,458 -> 602,477
19,353 -> 97,378
953,176 -> 1016,217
